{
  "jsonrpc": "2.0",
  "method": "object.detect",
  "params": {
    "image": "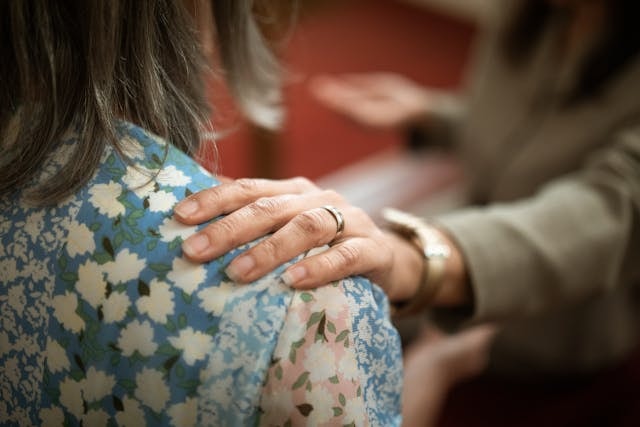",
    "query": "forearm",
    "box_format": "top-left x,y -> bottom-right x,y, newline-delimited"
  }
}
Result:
390,128 -> 640,321
436,130 -> 640,321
